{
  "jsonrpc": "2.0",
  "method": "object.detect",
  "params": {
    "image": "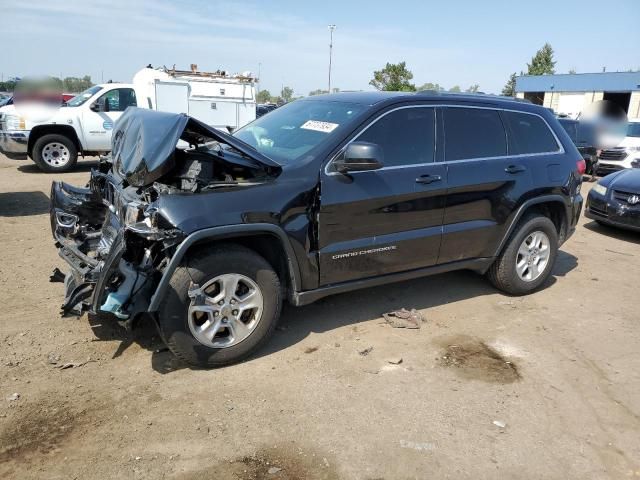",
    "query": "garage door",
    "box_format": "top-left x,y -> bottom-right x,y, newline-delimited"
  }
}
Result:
557,93 -> 585,118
